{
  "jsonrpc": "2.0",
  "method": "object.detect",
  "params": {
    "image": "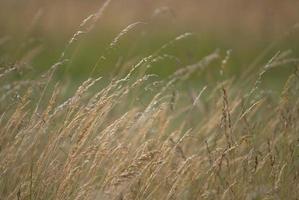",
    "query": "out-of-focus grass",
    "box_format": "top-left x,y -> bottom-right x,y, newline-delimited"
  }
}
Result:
3,28 -> 299,79
1,0 -> 299,83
